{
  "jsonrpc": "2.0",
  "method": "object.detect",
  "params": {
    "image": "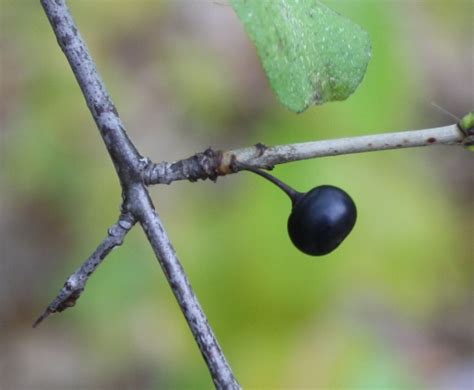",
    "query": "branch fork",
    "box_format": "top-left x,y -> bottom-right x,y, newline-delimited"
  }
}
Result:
39,1 -> 239,388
